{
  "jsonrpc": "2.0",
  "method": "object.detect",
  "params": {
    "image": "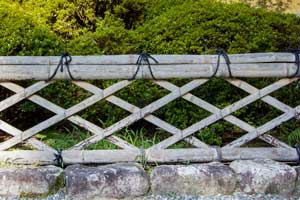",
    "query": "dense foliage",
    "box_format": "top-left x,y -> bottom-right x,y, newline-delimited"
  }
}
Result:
1,0 -> 300,149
